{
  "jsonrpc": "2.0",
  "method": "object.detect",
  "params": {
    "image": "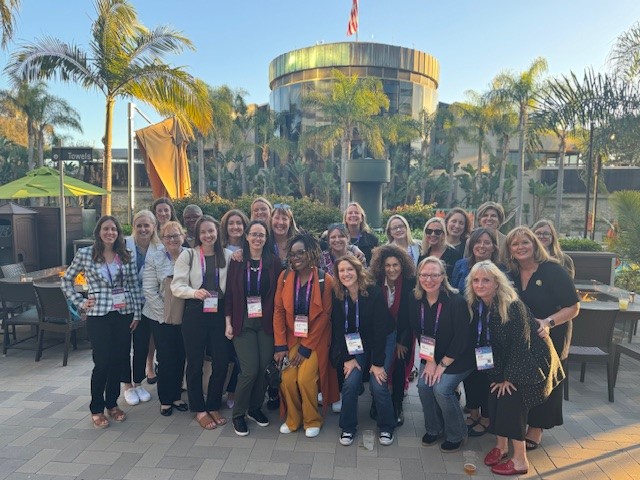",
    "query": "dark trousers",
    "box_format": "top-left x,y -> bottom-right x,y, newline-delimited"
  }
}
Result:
86,311 -> 132,414
488,386 -> 528,440
391,355 -> 407,408
181,301 -> 229,412
227,345 -> 240,393
121,314 -> 152,384
231,315 -> 274,417
151,320 -> 185,405
463,369 -> 490,416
